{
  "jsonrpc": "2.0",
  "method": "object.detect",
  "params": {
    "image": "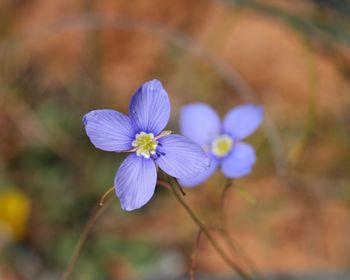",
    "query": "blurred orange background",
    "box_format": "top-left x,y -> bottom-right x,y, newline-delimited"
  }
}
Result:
0,0 -> 349,279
